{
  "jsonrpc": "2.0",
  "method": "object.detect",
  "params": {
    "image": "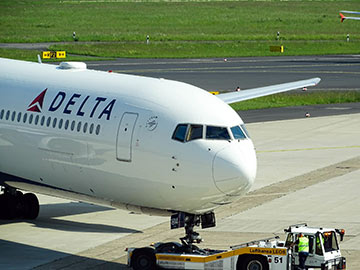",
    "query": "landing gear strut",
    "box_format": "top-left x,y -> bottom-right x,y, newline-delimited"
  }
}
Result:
0,186 -> 39,220
171,212 -> 216,252
180,214 -> 202,246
